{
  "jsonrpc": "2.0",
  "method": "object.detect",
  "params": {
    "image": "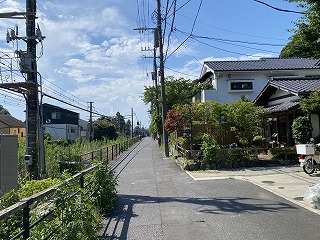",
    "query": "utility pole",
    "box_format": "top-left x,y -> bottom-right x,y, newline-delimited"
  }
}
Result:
88,102 -> 94,141
133,27 -> 160,140
131,108 -> 134,138
0,1 -> 45,179
156,0 -> 169,157
25,0 -> 39,179
153,42 -> 159,116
